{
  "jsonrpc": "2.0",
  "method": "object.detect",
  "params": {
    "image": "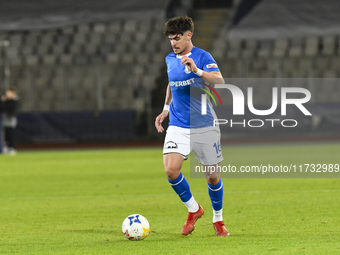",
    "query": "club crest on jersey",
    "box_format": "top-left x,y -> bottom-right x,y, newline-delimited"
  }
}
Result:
206,63 -> 218,68
184,65 -> 191,74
